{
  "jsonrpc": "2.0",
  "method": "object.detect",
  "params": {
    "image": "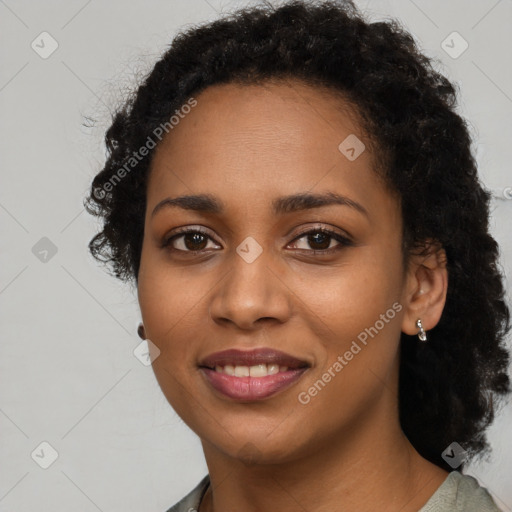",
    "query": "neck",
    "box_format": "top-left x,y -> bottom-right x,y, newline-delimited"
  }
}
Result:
199,381 -> 449,512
